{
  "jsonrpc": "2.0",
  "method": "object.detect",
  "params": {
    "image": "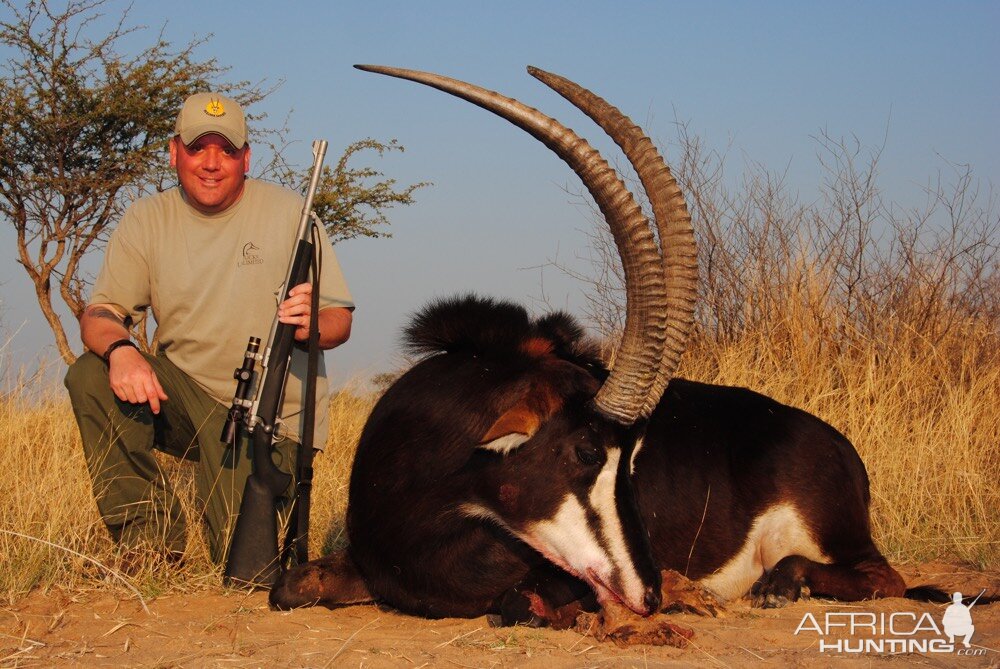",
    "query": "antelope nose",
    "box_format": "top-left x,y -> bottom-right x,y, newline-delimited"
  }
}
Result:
643,586 -> 661,616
